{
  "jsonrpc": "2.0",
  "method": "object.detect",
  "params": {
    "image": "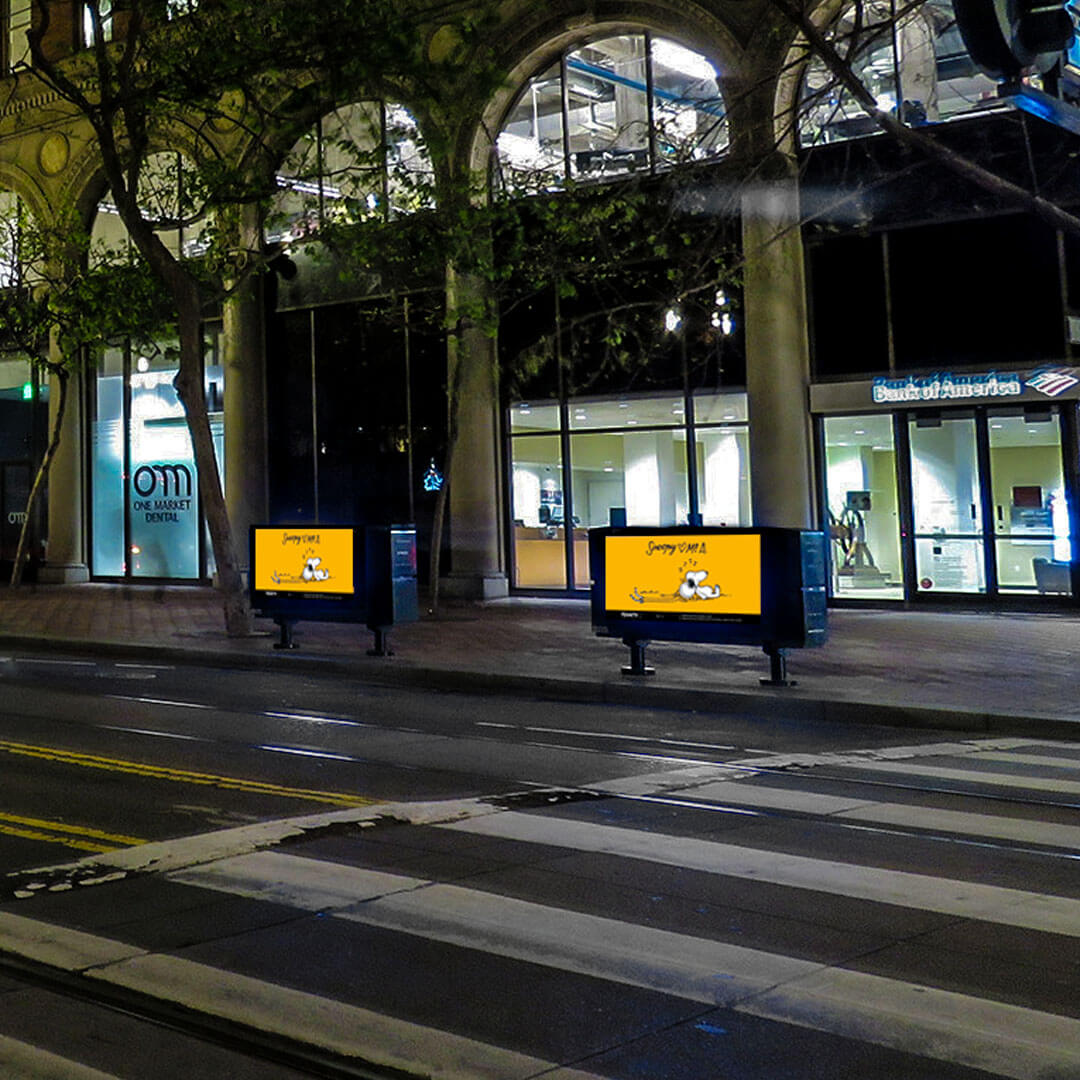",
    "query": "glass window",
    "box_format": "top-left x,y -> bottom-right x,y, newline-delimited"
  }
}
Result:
8,0 -> 30,69
693,391 -> 748,424
91,347 -> 125,576
909,412 -> 986,593
799,0 -> 1002,147
650,37 -> 727,166
271,102 -> 432,239
823,414 -> 904,599
508,392 -> 751,590
496,34 -> 726,194
83,0 -> 112,46
570,428 -> 689,530
510,434 -> 568,587
568,394 -> 684,430
567,36 -> 651,182
495,62 -> 565,191
91,336 -> 221,581
129,348 -> 200,579
510,401 -> 560,433
0,189 -> 24,287
696,426 -> 751,527
92,152 -> 209,261
988,411 -> 1070,593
